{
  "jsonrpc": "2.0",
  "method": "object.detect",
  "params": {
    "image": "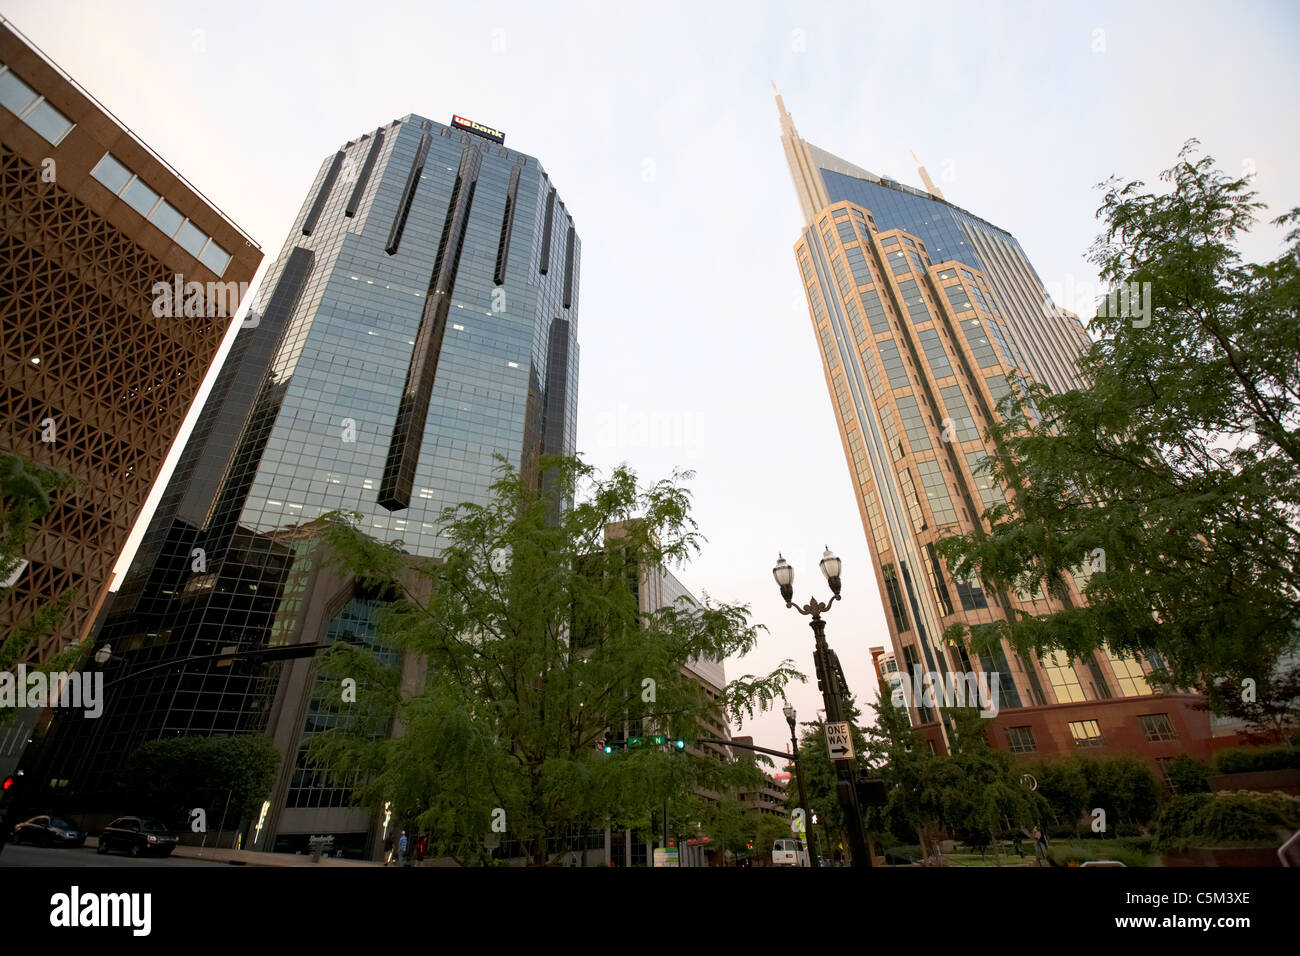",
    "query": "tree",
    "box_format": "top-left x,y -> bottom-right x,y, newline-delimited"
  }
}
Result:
0,452 -> 78,676
754,812 -> 791,864
937,709 -> 1045,859
1202,663 -> 1300,744
703,796 -> 756,865
936,142 -> 1300,699
307,455 -> 799,865
122,736 -> 281,830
